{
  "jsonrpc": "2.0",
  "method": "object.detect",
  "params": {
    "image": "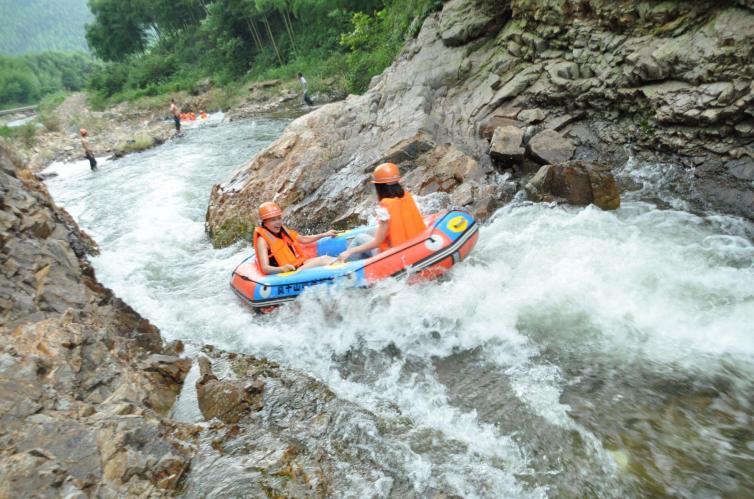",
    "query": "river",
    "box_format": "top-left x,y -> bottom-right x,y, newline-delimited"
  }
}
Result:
44,116 -> 754,498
